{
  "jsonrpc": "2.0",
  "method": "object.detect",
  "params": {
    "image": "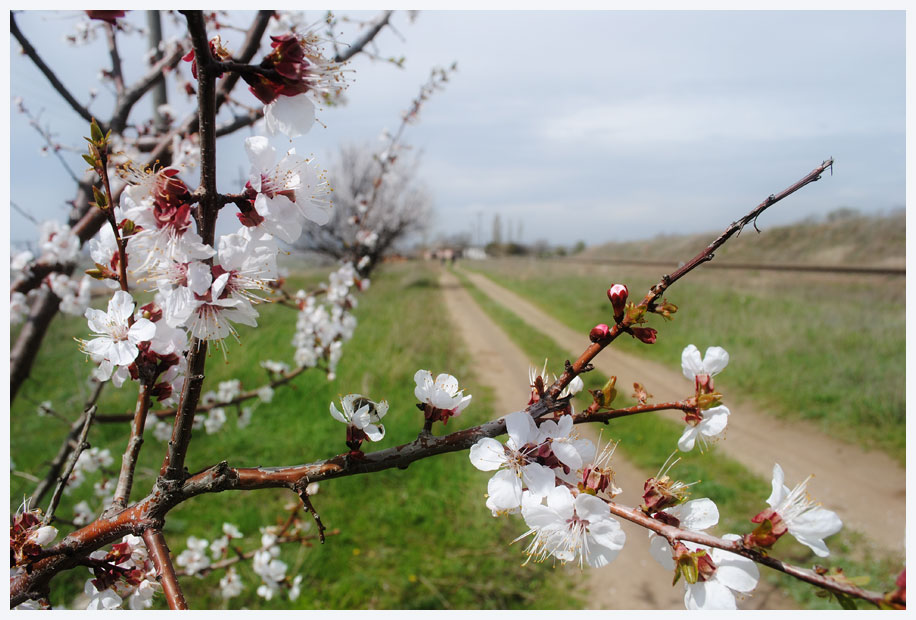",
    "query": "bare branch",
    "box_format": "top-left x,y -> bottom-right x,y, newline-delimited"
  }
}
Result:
43,405 -> 97,526
545,159 -> 835,401
105,382 -> 153,516
142,529 -> 188,610
334,10 -> 393,63
30,381 -> 106,507
105,22 -> 125,96
10,13 -> 96,126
